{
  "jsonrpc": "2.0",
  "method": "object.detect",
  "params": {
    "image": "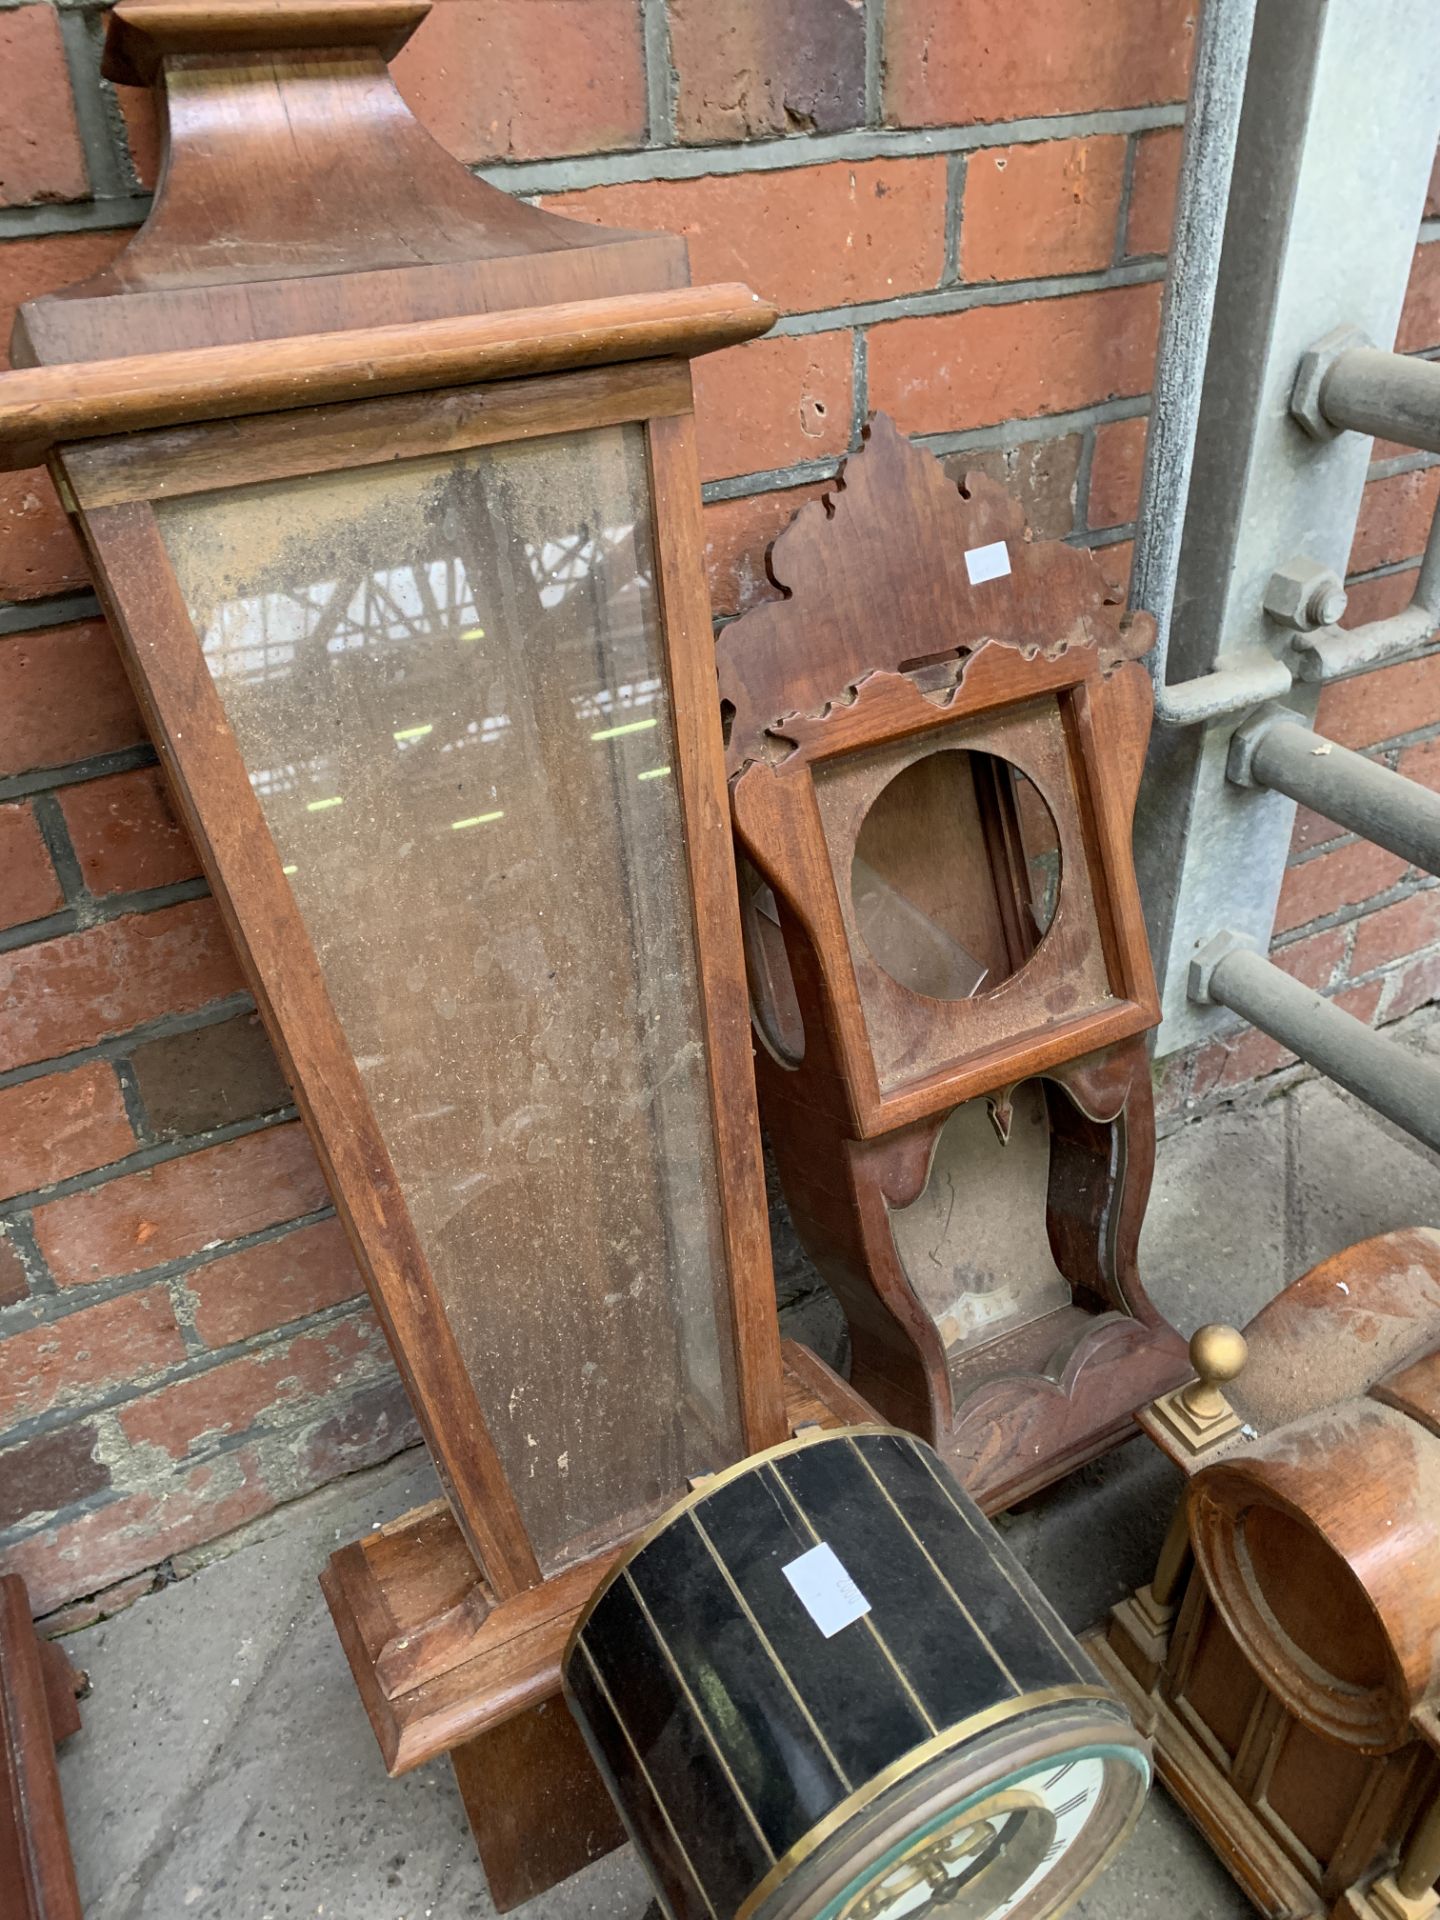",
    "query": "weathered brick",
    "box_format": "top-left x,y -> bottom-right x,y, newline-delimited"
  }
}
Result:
543,160 -> 948,316
1088,415 -> 1148,529
58,766 -> 201,899
671,0 -> 864,142
693,331 -> 852,483
1349,466 -> 1440,575
129,1011 -> 289,1142
119,1311 -> 389,1460
1095,538 -> 1133,599
0,899 -> 244,1074
941,434 -> 1083,542
1350,887 -> 1440,976
0,1423 -> 109,1533
185,1216 -> 360,1349
33,1120 -> 328,1288
0,231 -> 131,371
0,1233 -> 28,1308
884,0 -> 1195,126
1290,803 -> 1345,855
1380,948 -> 1440,1023
0,467 -> 90,601
1316,651 -> 1440,750
868,282 -> 1162,435
0,620 -> 146,779
704,484 -> 829,619
298,1375 -> 418,1485
1126,127 -> 1183,259
1397,734 -> 1440,791
1190,1022 -> 1297,1100
1269,925 -> 1349,992
1275,841 -> 1409,934
0,1444 -> 272,1615
961,136 -> 1127,282
1398,242 -> 1440,355
0,800 -> 62,931
0,8 -> 88,207
39,1568 -> 157,1636
0,1063 -> 134,1204
0,1286 -> 185,1426
391,0 -> 646,163
1340,568 -> 1417,628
